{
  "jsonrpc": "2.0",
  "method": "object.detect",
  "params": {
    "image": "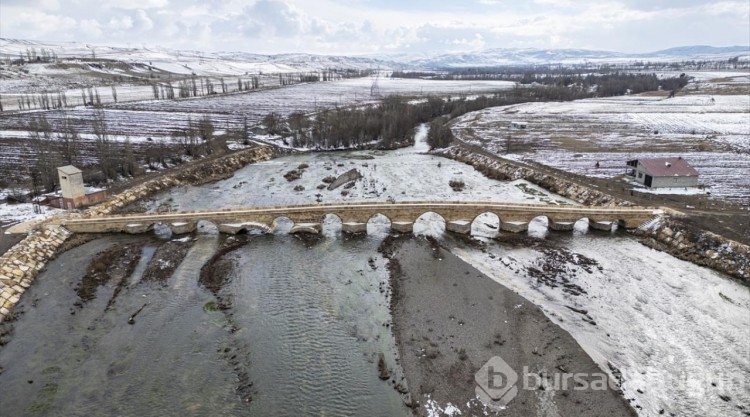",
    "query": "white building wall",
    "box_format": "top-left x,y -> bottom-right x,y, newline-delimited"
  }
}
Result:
651,176 -> 699,188
59,172 -> 85,199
